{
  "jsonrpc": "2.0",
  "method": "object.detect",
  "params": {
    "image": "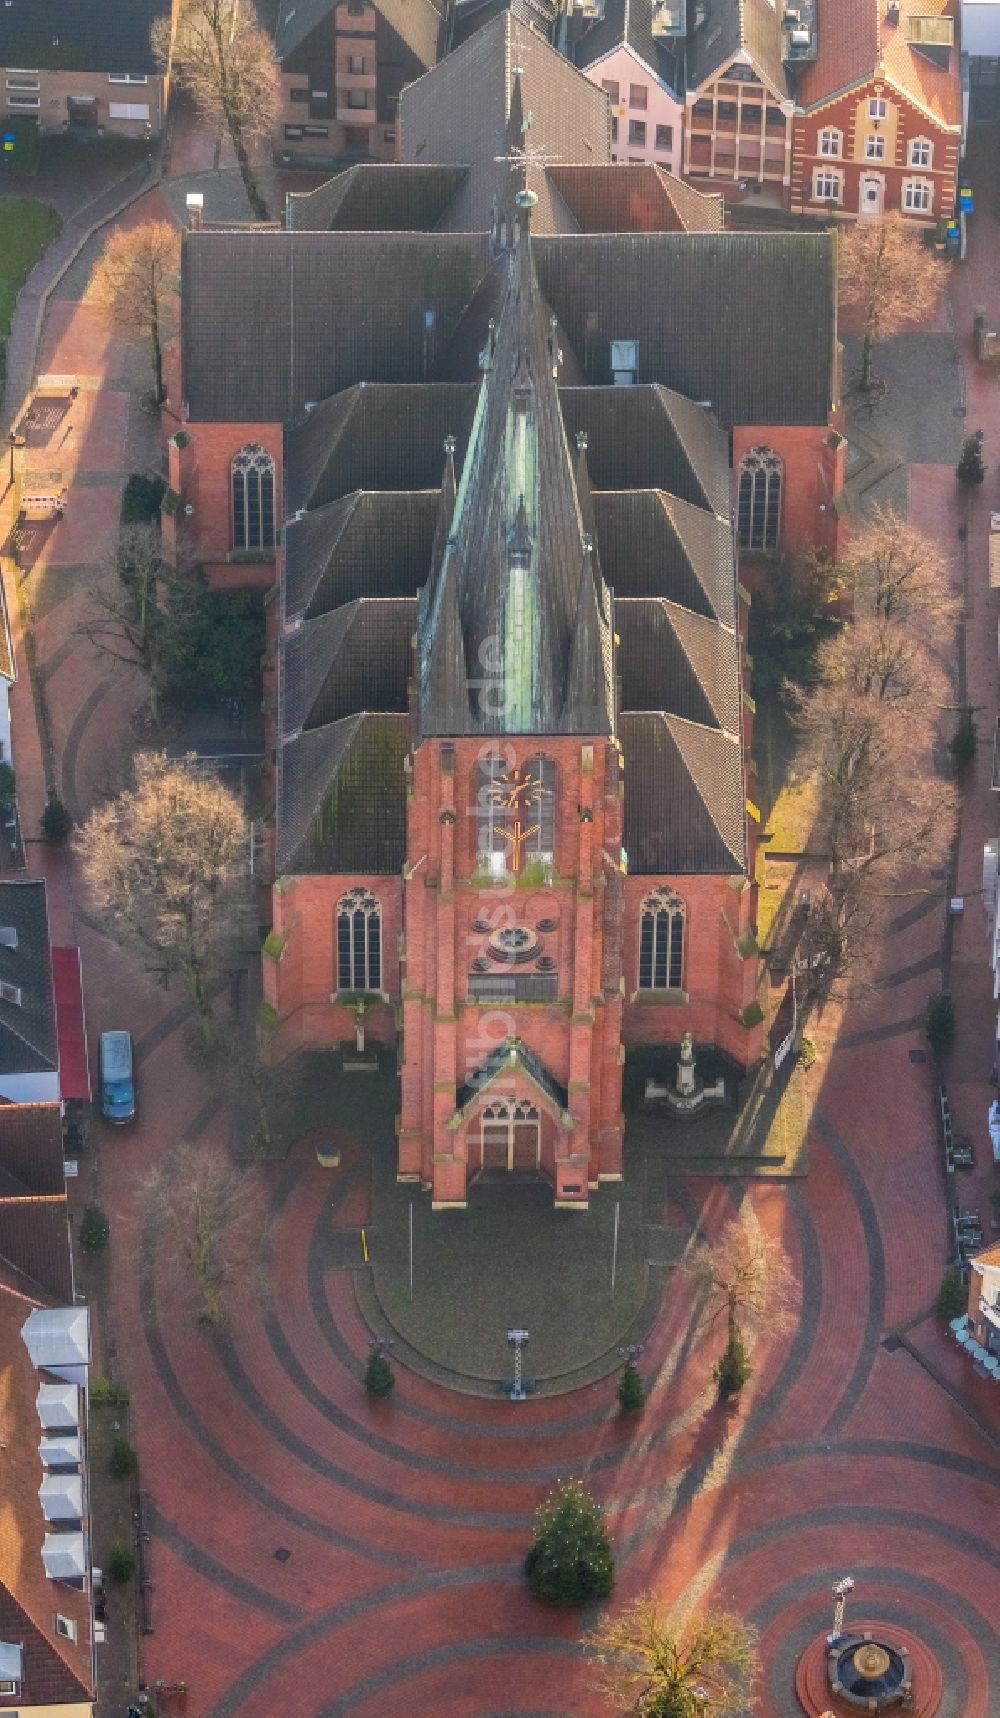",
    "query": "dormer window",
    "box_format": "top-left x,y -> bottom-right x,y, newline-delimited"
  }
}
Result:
610,339 -> 637,385
0,1641 -> 21,1700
